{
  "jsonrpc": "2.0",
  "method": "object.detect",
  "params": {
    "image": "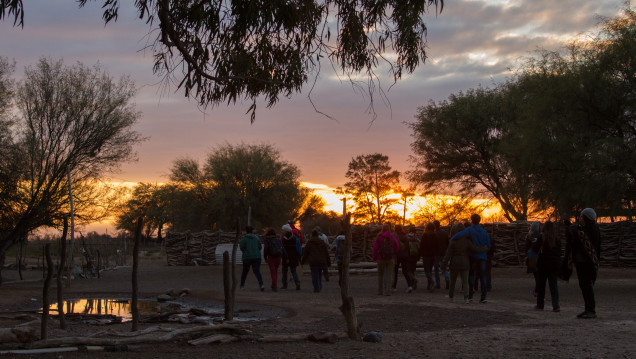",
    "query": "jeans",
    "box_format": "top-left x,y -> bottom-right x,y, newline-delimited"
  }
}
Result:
376,259 -> 394,295
469,258 -> 487,300
266,256 -> 281,289
282,263 -> 300,286
240,258 -> 263,287
310,264 -> 323,292
392,257 -> 415,288
536,267 -> 559,310
422,256 -> 435,290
